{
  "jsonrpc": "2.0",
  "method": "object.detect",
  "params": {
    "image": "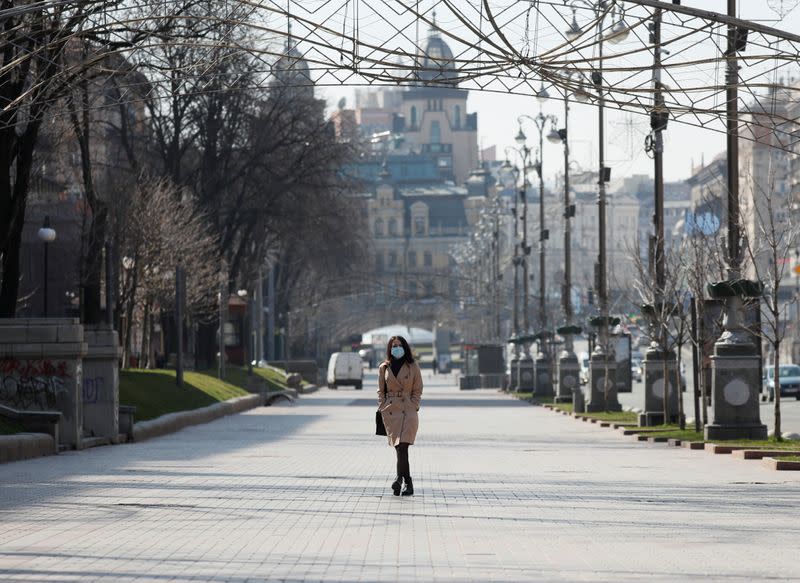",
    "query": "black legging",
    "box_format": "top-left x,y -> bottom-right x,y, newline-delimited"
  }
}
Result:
395,443 -> 410,480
